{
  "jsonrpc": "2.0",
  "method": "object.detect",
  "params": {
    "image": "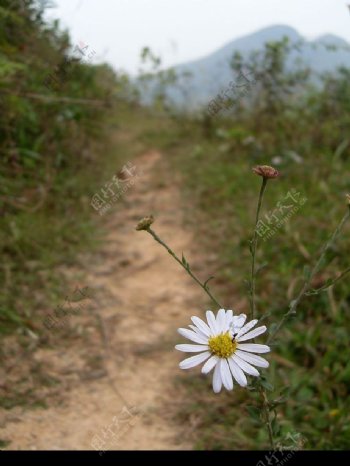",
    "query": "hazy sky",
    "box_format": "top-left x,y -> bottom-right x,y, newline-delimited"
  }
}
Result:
46,0 -> 350,75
